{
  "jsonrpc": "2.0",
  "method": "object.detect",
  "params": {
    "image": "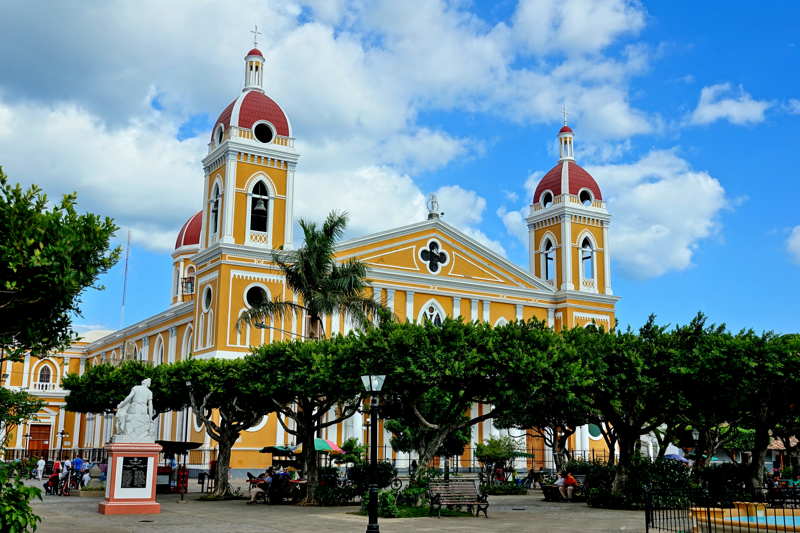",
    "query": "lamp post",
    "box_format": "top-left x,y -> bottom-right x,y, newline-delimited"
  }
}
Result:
58,430 -> 69,460
361,374 -> 386,533
23,433 -> 31,458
